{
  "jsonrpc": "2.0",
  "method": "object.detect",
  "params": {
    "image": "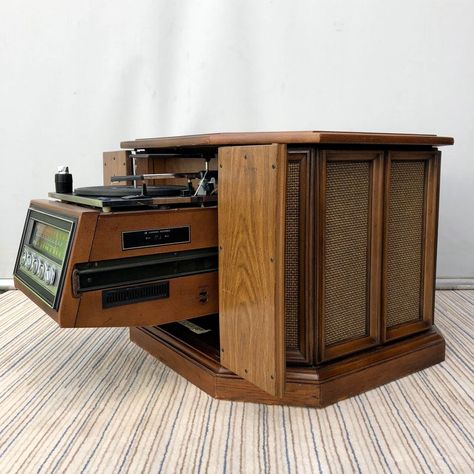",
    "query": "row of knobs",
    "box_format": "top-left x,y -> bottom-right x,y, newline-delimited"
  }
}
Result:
21,251 -> 56,285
